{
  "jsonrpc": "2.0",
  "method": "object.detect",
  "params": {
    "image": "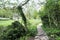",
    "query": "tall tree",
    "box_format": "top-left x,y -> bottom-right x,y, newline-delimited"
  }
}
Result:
17,0 -> 30,31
